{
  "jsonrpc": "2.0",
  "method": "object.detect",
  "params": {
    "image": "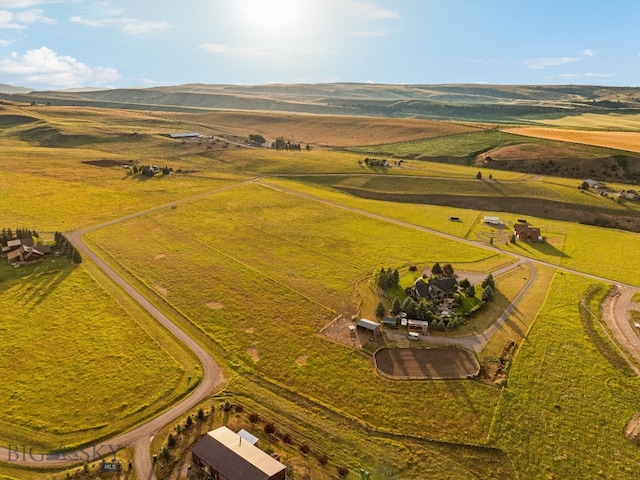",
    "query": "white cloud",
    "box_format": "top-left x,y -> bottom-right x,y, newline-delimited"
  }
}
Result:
0,9 -> 22,28
338,1 -> 399,20
0,8 -> 55,29
581,49 -> 595,57
351,30 -> 388,38
0,46 -> 120,88
199,43 -> 269,58
556,72 -> 617,79
0,0 -> 53,7
16,8 -> 55,24
0,37 -> 13,45
121,20 -> 169,35
523,56 -> 580,69
69,15 -> 169,34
